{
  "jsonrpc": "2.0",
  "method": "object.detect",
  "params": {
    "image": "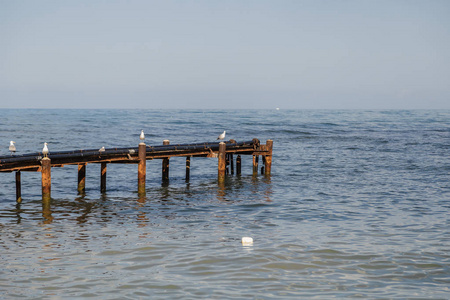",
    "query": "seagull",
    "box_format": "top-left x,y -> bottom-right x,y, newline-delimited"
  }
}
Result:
99,146 -> 105,152
9,141 -> 16,155
140,130 -> 145,141
42,142 -> 49,158
217,131 -> 226,140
